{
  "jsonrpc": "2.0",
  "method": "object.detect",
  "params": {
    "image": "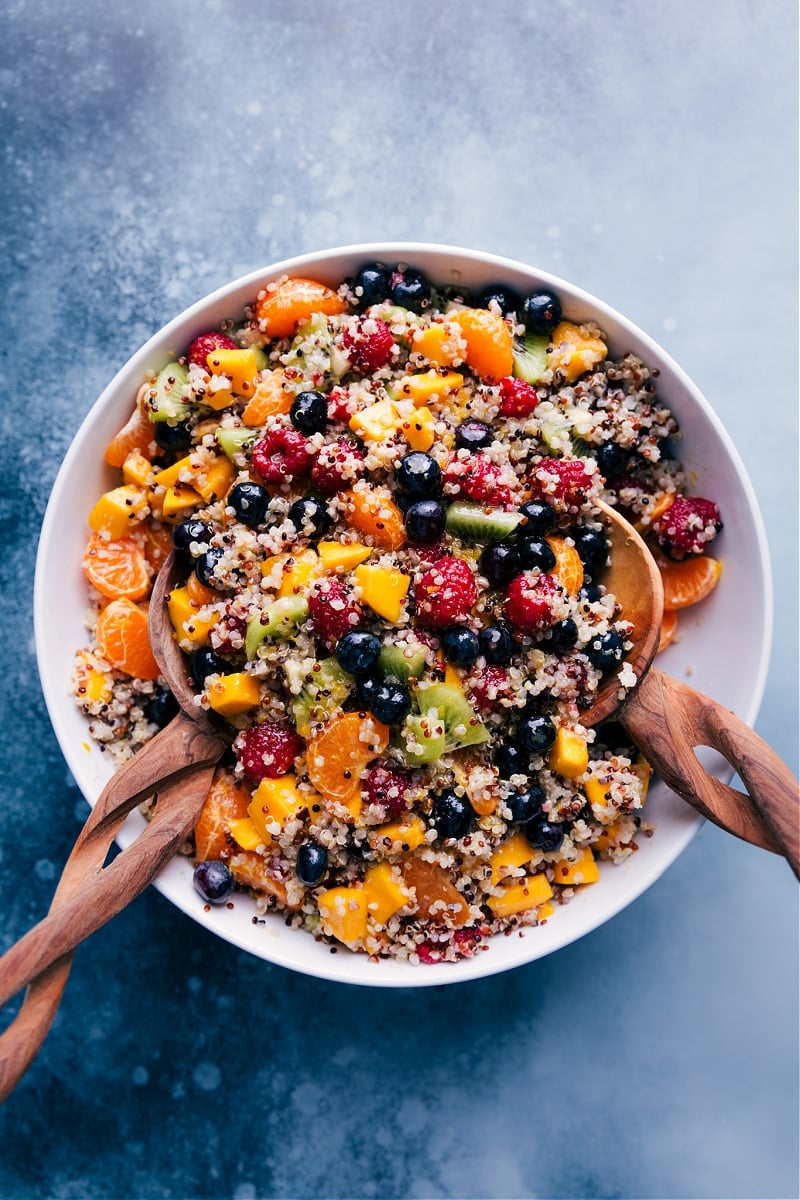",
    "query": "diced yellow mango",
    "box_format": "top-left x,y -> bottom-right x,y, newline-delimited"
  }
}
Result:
229,817 -> 265,851
317,886 -> 369,945
167,585 -> 220,647
195,455 -> 236,502
364,862 -> 410,924
395,369 -> 464,407
399,405 -> 436,452
277,550 -> 322,598
122,451 -> 154,487
634,758 -> 652,804
537,901 -> 555,920
443,665 -> 464,690
74,650 -> 112,705
593,822 -> 624,853
203,385 -> 235,412
411,323 -> 460,367
487,873 -> 554,917
247,775 -> 306,845
369,816 -> 427,854
88,485 -> 149,539
548,321 -> 607,383
549,726 -> 589,780
490,831 -> 536,885
349,398 -> 401,442
583,776 -> 610,810
317,541 -> 372,573
553,846 -> 600,886
162,483 -> 204,516
206,346 -> 261,396
151,454 -> 199,489
206,671 -> 261,716
353,563 -> 410,623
